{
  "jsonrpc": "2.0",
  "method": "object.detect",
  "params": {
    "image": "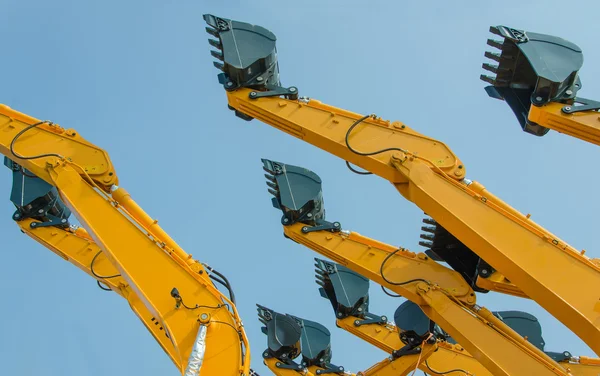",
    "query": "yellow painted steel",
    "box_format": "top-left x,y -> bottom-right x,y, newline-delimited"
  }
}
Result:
475,270 -> 528,298
224,87 -> 600,356
281,223 -> 569,376
357,344 -> 436,376
529,103 -> 600,145
0,104 -> 117,190
0,104 -> 249,375
336,316 -> 493,375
